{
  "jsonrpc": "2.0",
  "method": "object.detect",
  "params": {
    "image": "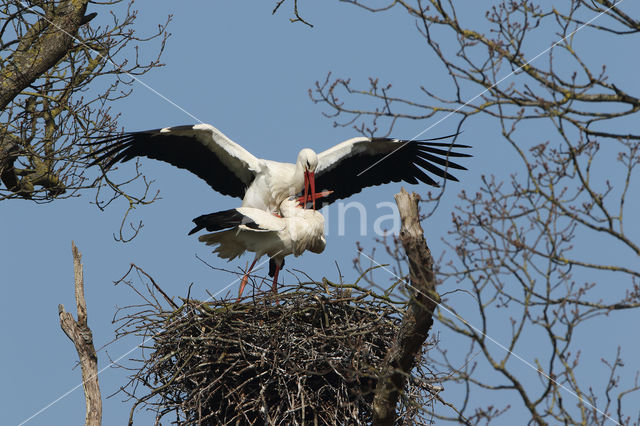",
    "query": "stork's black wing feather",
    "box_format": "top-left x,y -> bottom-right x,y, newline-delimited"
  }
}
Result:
189,208 -> 261,235
83,124 -> 258,199
314,136 -> 471,206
